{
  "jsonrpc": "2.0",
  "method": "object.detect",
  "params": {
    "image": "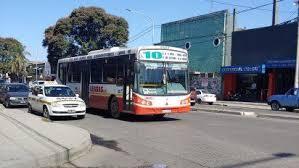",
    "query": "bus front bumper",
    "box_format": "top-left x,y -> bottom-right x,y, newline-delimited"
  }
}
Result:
133,104 -> 190,115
